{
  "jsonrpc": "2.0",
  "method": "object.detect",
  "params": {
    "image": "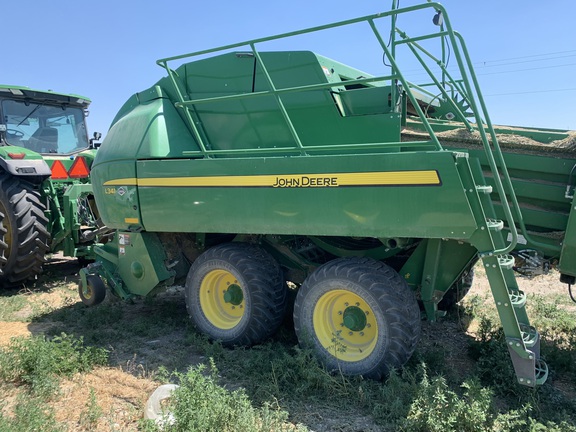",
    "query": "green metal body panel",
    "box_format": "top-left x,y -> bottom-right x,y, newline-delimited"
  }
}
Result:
0,85 -> 91,104
87,232 -> 176,300
439,143 -> 576,275
559,197 -> 576,277
169,52 -> 400,152
400,238 -> 478,318
92,150 -> 476,239
0,145 -> 44,160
